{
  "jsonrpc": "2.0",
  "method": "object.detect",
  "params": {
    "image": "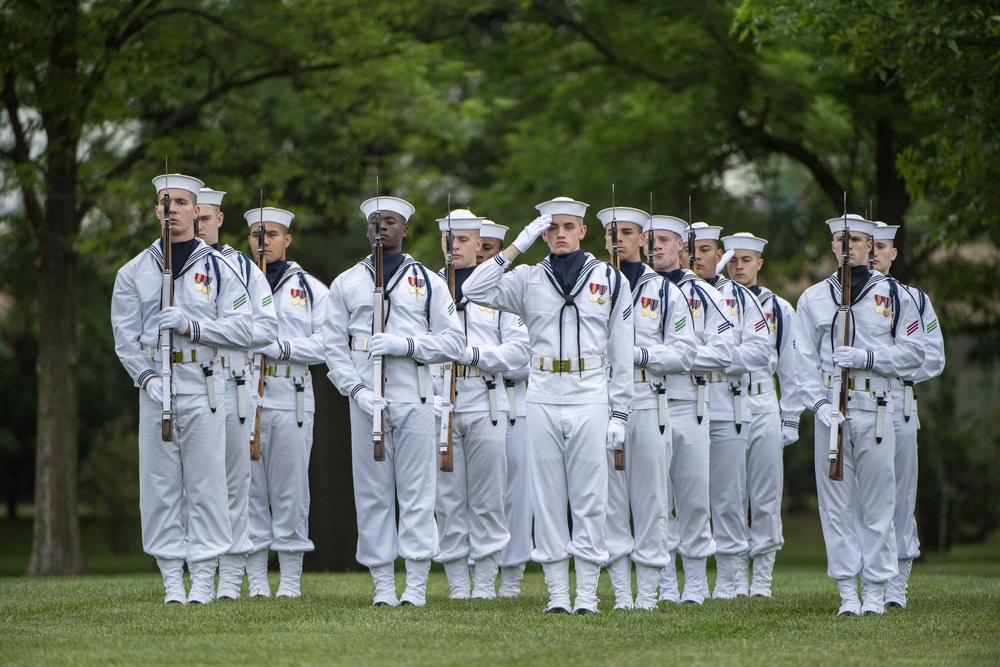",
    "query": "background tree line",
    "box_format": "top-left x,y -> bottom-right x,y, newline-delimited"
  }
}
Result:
1,0 -> 997,574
